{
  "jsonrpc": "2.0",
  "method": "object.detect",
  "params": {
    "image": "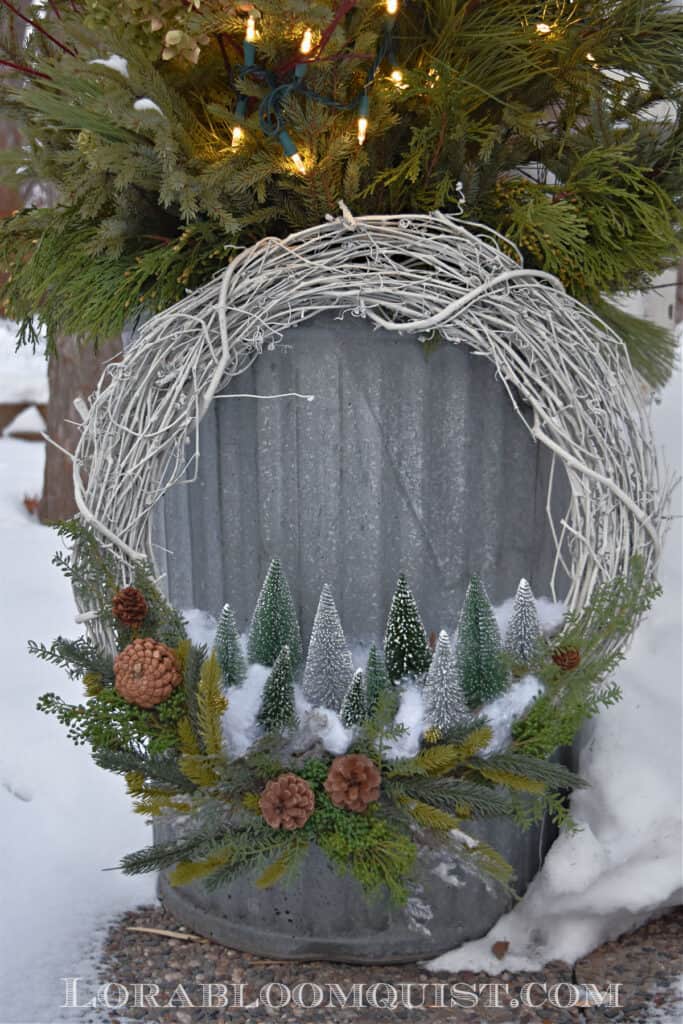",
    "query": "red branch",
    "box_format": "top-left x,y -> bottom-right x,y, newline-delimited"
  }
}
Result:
0,0 -> 77,56
0,57 -> 50,79
275,0 -> 360,77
